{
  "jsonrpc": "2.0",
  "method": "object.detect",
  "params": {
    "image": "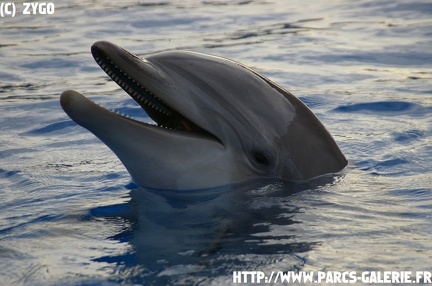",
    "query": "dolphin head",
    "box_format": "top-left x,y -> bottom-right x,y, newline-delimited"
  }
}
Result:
61,41 -> 347,190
